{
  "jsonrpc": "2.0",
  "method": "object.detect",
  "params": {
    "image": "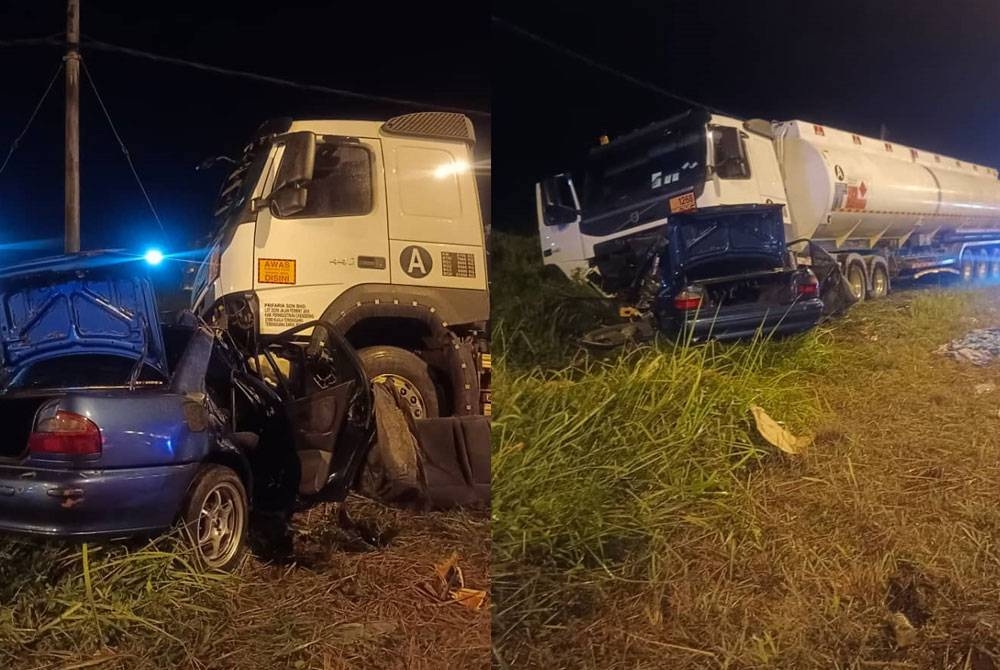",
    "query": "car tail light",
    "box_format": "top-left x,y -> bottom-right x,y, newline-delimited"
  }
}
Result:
794,270 -> 819,298
29,411 -> 102,456
673,286 -> 704,311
